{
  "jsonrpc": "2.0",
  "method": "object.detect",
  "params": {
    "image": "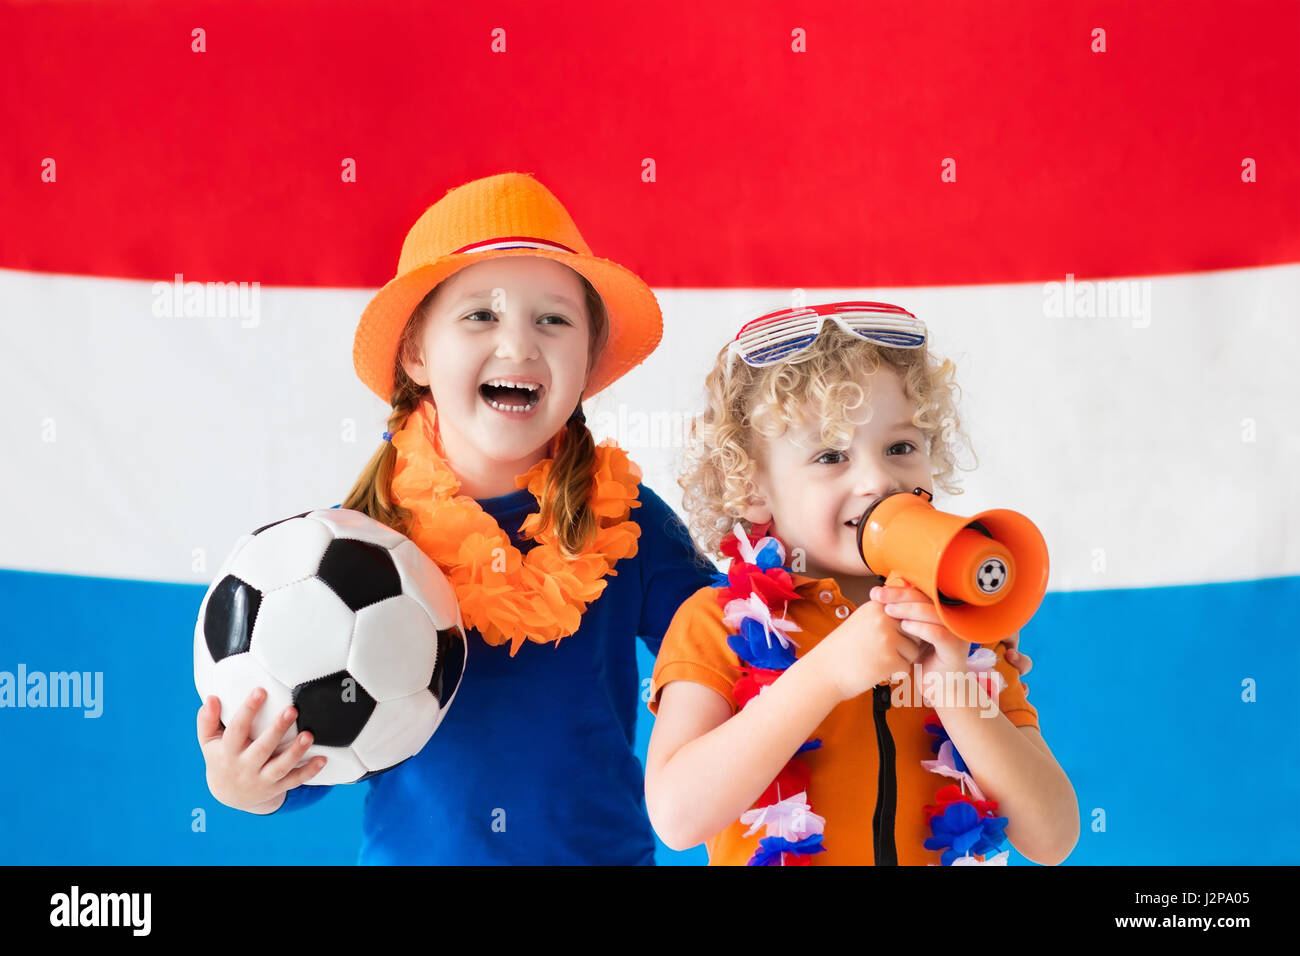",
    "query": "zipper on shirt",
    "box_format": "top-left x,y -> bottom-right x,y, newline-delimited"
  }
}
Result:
871,682 -> 899,865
